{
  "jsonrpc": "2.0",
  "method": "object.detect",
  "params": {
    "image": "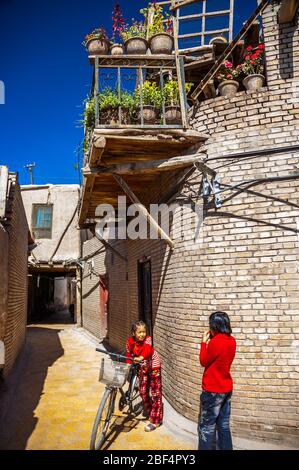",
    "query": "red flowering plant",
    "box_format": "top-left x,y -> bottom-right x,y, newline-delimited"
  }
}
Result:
112,3 -> 125,43
216,60 -> 240,83
240,44 -> 265,76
